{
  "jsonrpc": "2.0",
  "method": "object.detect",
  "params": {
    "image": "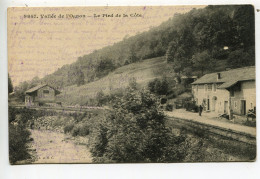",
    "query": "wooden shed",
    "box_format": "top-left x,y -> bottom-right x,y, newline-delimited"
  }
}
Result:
25,84 -> 61,106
